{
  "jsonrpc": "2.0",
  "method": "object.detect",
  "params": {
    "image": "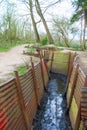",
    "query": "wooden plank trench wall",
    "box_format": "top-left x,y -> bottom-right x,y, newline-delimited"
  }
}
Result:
0,57 -> 49,130
0,48 -> 87,130
44,49 -> 87,130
